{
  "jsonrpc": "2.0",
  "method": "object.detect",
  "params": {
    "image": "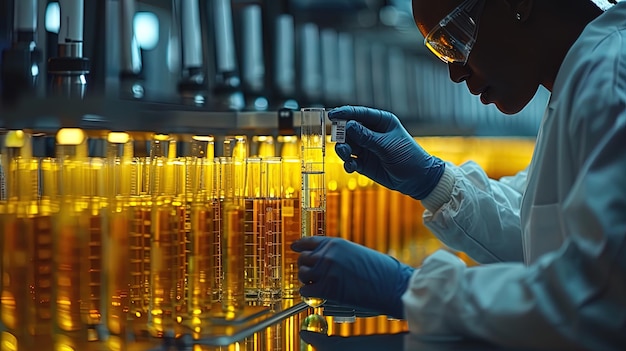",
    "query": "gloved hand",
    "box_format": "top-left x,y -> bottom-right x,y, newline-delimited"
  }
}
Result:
292,236 -> 415,319
328,106 -> 445,200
